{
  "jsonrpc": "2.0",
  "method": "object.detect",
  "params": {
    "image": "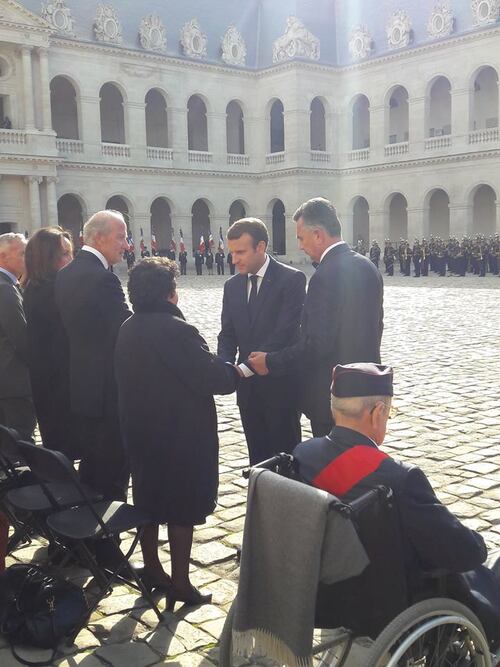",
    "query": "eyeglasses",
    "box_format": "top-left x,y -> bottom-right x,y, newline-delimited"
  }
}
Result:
370,402 -> 399,419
